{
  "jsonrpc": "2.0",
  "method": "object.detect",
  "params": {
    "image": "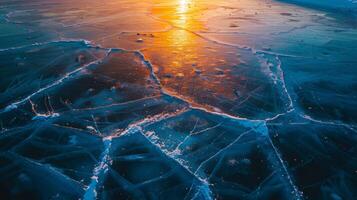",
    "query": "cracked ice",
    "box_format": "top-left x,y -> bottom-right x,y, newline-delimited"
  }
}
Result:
0,0 -> 356,200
